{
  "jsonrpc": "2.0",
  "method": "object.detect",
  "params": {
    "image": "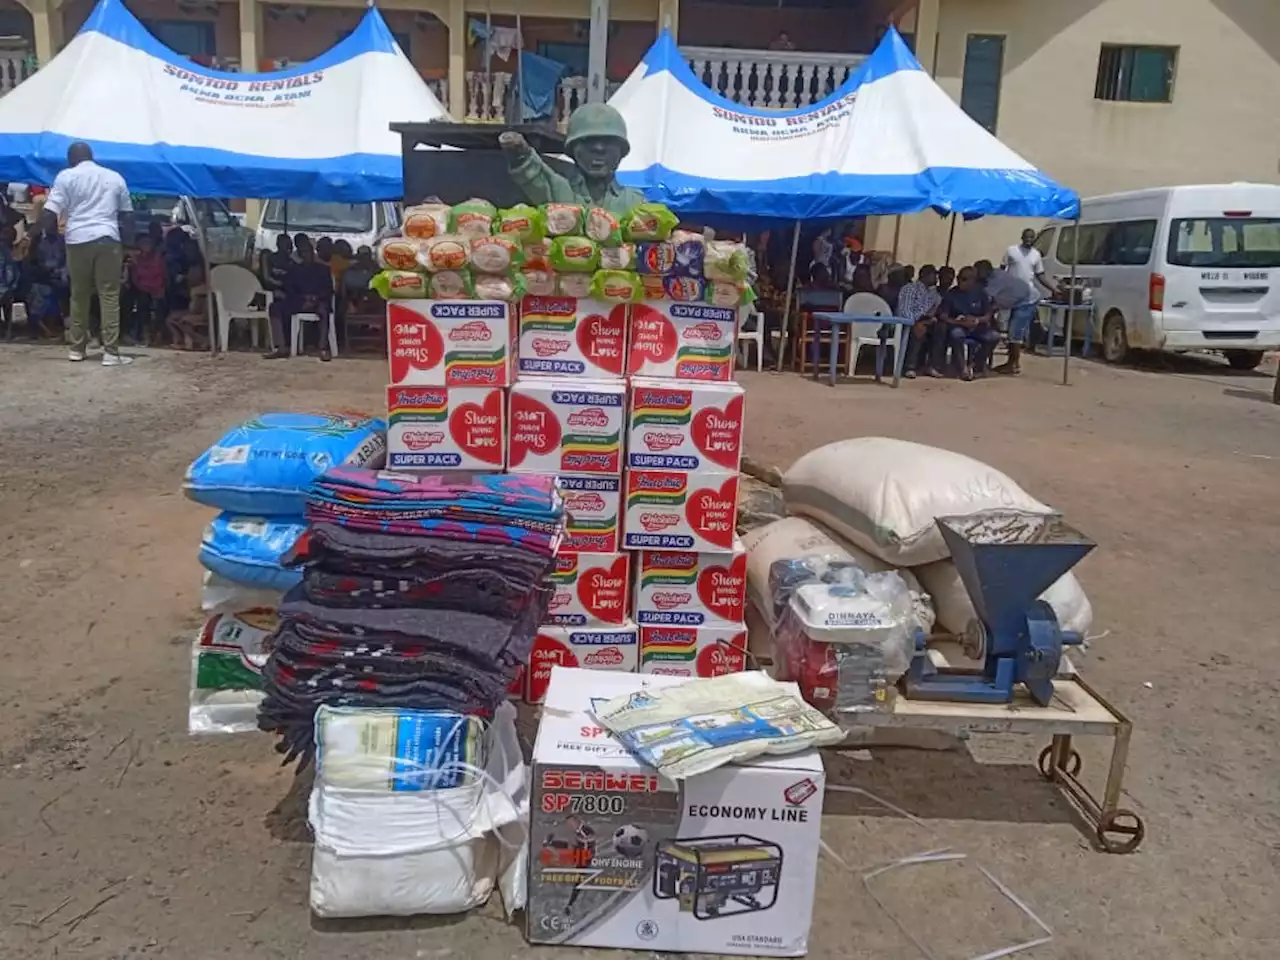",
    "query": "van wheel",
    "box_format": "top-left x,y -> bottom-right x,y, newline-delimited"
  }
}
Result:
1224,350 -> 1264,371
1101,314 -> 1129,364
